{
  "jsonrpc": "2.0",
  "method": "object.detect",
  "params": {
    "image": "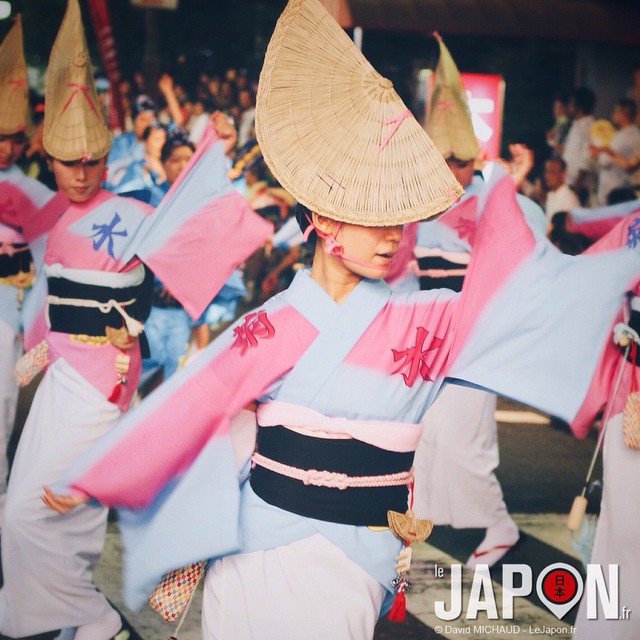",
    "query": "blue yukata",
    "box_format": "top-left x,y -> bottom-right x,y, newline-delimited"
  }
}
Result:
52,174 -> 640,639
